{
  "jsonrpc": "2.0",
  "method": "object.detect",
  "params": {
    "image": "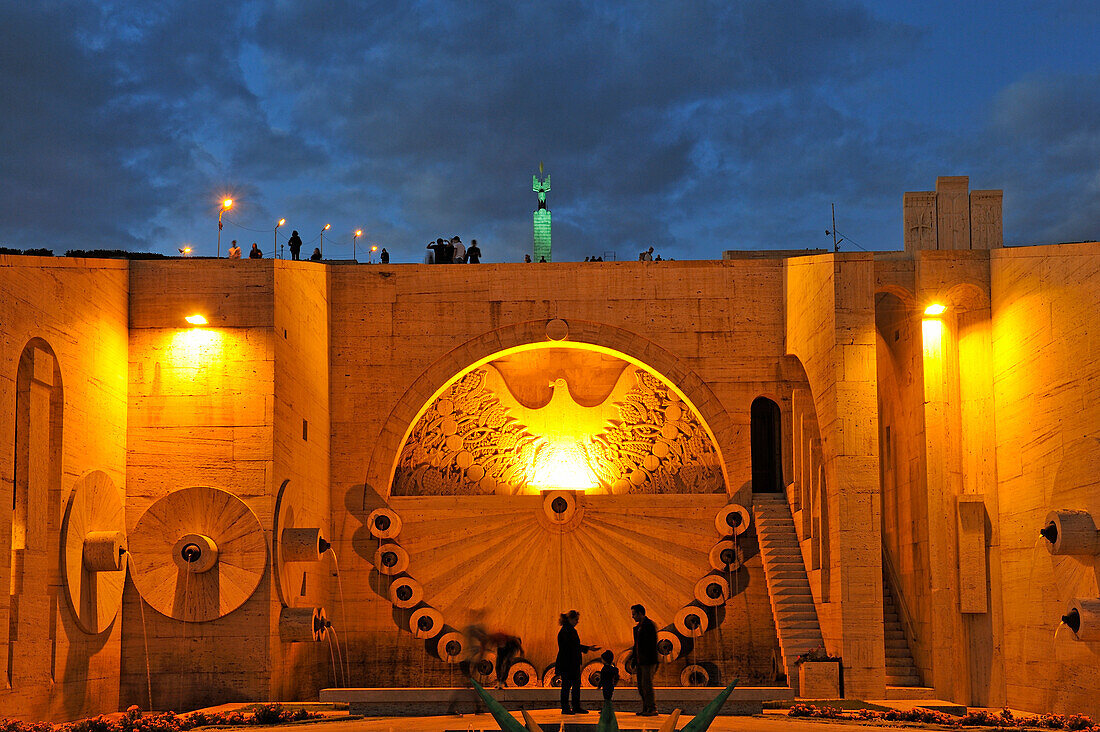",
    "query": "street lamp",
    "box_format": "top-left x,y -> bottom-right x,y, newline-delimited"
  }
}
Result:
353,230 -> 362,261
217,198 -> 233,257
320,224 -> 330,257
275,218 -> 285,258
370,244 -> 378,264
